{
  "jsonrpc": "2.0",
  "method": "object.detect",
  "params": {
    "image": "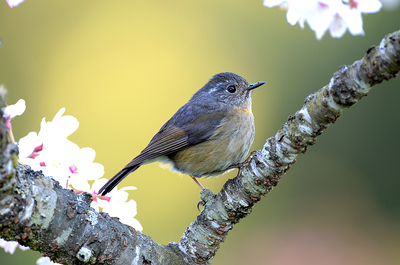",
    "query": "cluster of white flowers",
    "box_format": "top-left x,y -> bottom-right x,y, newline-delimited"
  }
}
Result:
263,0 -> 383,39
1,100 -> 142,265
6,0 -> 400,39
18,108 -> 105,191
